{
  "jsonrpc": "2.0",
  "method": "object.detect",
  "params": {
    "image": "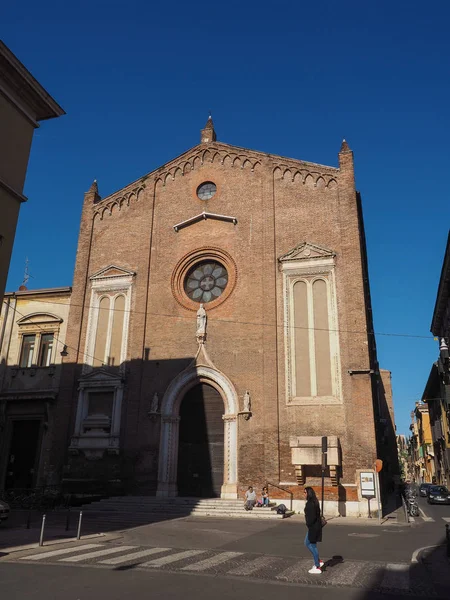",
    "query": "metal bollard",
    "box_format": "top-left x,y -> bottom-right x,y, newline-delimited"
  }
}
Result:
65,508 -> 71,531
76,511 -> 83,540
39,514 -> 46,547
